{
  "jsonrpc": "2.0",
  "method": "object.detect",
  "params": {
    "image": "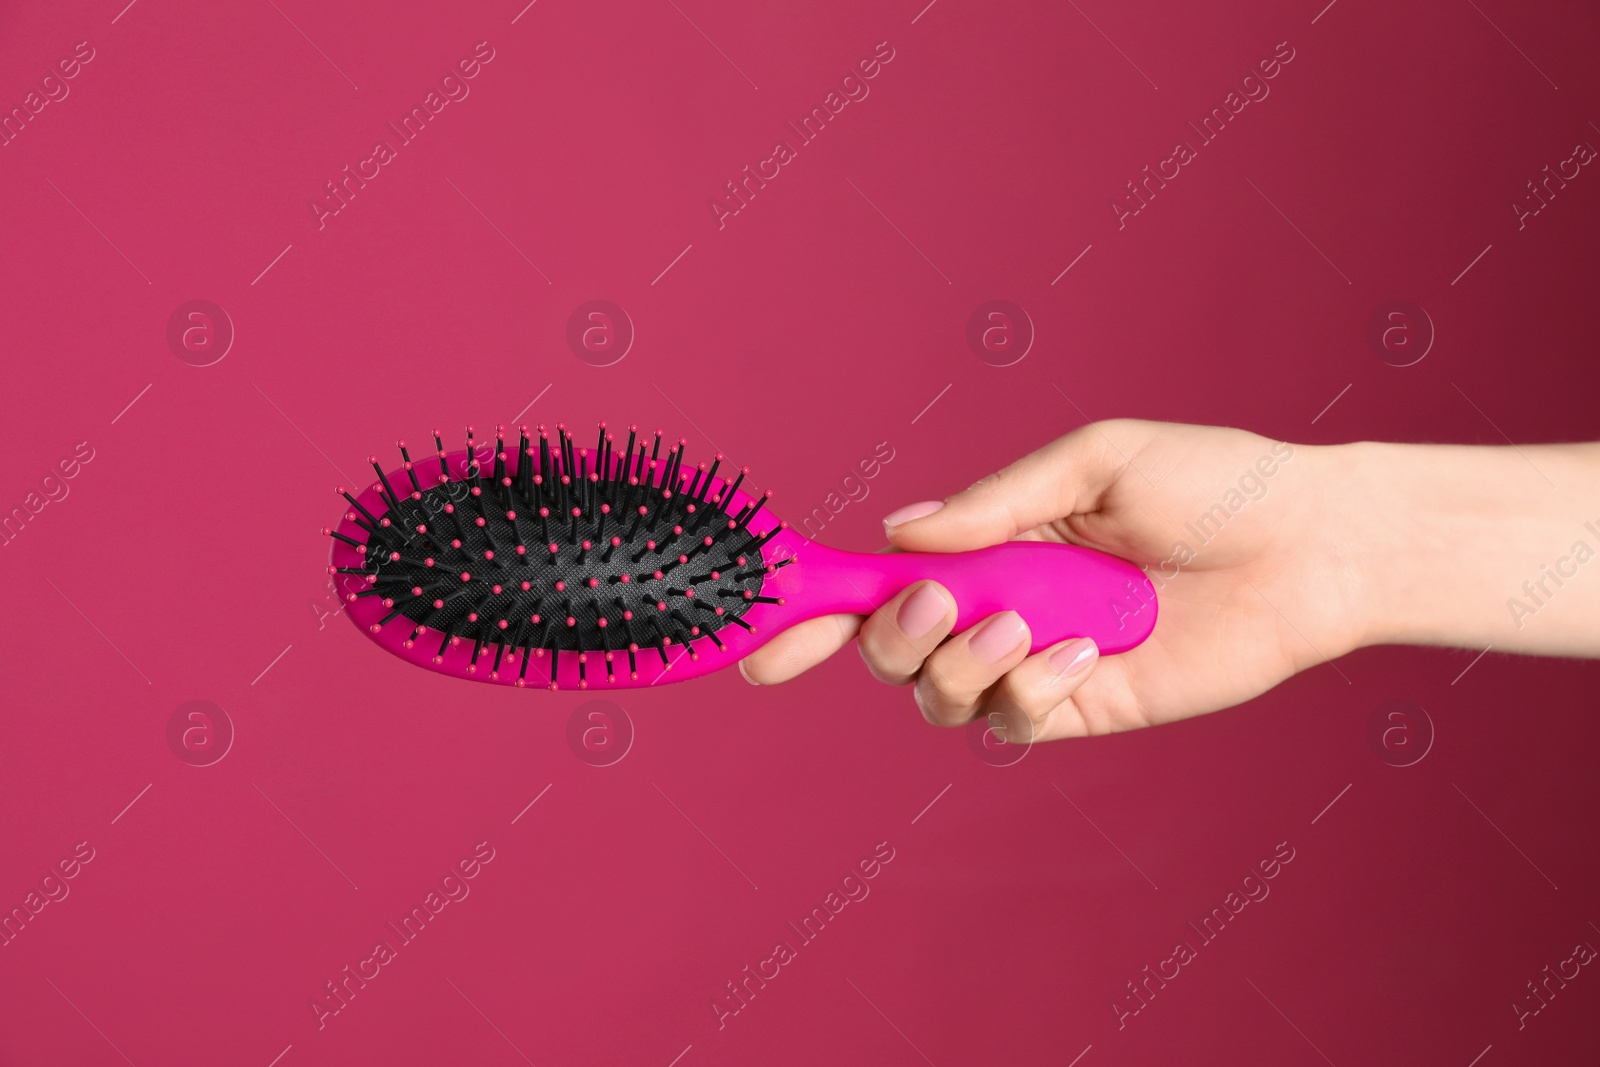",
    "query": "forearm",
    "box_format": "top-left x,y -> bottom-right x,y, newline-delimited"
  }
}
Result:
1332,438 -> 1600,656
